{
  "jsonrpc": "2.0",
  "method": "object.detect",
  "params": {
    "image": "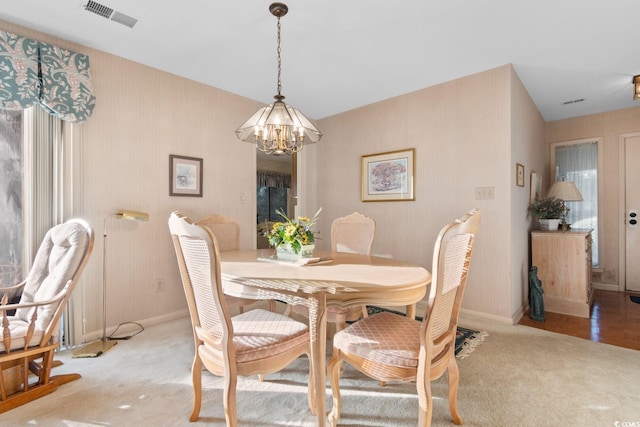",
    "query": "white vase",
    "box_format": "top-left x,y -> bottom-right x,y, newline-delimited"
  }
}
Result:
539,219 -> 560,231
276,243 -> 315,261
